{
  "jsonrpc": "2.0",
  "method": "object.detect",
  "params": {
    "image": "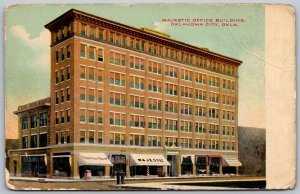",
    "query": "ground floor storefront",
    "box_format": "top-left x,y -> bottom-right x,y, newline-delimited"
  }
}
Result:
8,146 -> 242,179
